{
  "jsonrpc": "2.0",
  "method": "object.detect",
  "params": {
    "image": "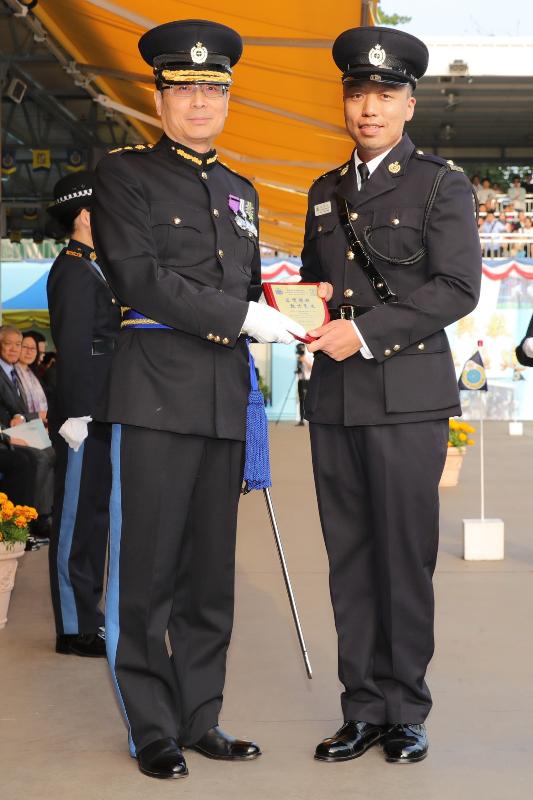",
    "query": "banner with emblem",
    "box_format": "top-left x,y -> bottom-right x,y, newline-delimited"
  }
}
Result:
1,149 -> 17,176
65,148 -> 86,172
458,350 -> 488,391
31,149 -> 51,172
